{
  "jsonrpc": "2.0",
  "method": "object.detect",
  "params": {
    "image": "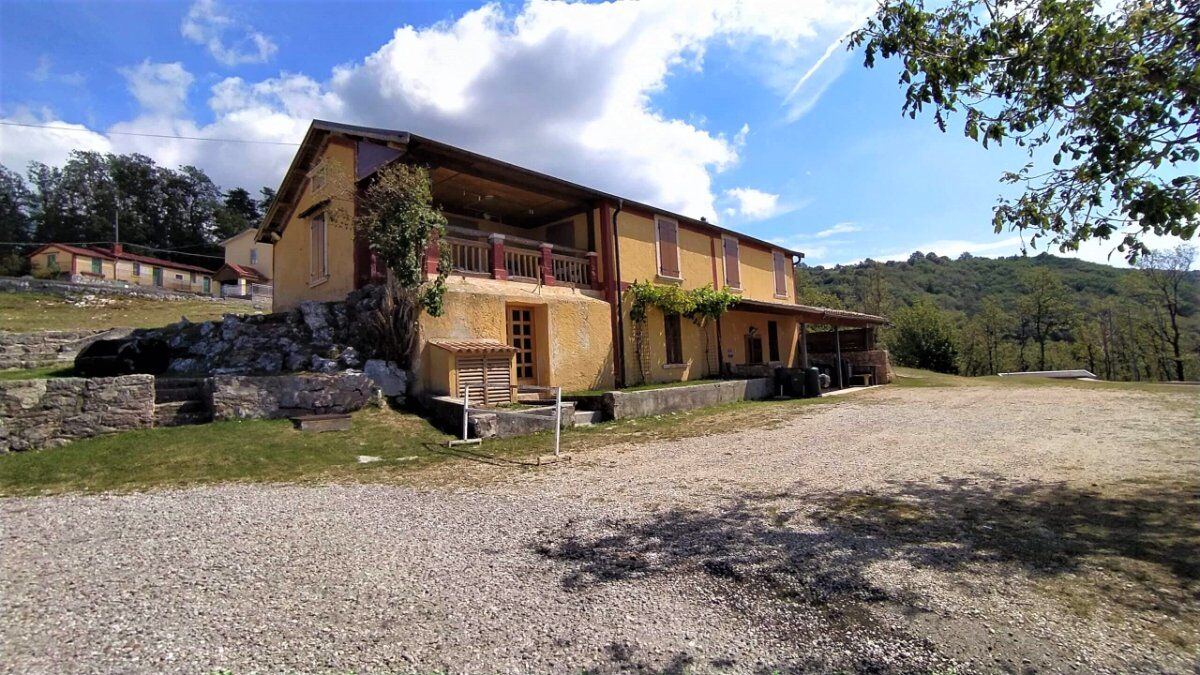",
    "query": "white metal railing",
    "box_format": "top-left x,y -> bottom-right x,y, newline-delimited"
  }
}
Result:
505,247 -> 541,280
446,236 -> 491,274
552,254 -> 590,286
